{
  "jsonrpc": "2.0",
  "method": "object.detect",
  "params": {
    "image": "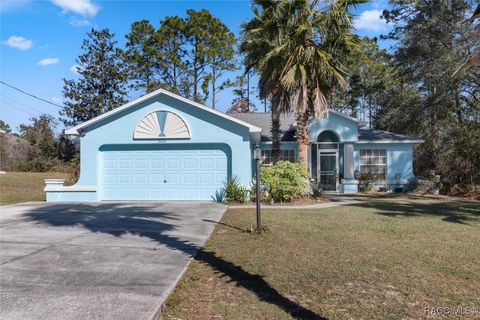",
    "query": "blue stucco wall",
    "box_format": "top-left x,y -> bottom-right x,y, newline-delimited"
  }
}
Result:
354,143 -> 414,184
309,112 -> 358,142
46,191 -> 97,202
72,94 -> 253,200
